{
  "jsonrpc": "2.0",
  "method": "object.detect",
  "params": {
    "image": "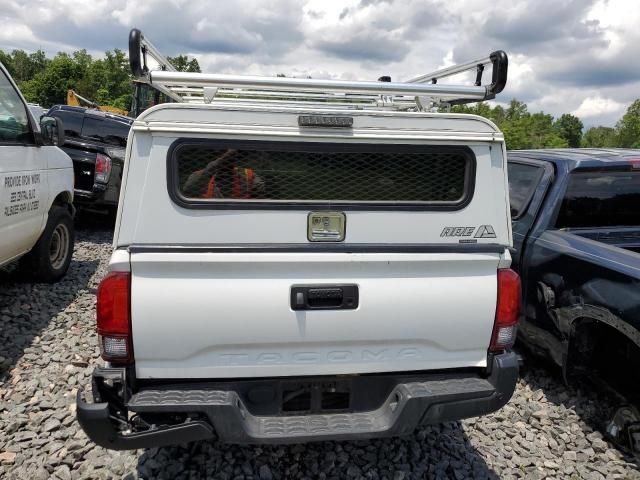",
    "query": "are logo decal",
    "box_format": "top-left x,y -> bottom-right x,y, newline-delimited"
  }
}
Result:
440,225 -> 496,239
474,225 -> 497,238
440,226 -> 475,237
